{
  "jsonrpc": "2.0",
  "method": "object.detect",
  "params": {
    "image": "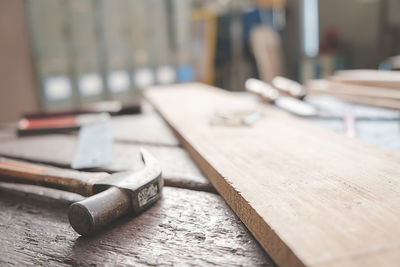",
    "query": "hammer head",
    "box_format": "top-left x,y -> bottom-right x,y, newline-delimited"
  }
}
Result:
68,149 -> 163,236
